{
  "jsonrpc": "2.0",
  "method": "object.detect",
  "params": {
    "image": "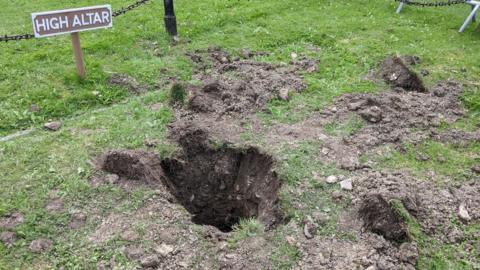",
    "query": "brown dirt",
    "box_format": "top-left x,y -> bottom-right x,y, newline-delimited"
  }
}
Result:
97,150 -> 165,188
0,231 -> 16,247
29,238 -> 53,253
46,198 -> 65,214
0,212 -> 24,229
184,47 -> 309,118
379,56 -> 426,92
88,53 -> 479,269
161,125 -> 283,232
359,194 -> 410,243
108,73 -> 148,94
